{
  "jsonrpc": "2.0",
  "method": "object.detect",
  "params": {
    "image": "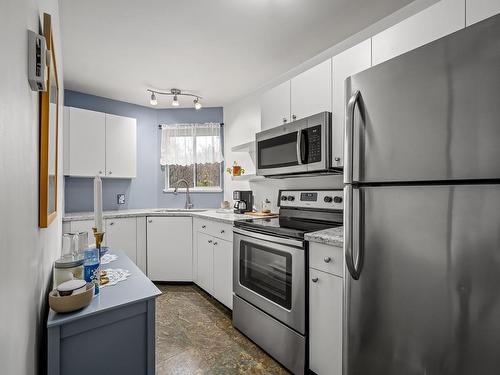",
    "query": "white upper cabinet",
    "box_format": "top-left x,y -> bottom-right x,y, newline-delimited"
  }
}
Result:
105,114 -> 137,178
67,107 -> 106,177
64,107 -> 137,178
466,0 -> 500,26
290,59 -> 332,121
332,40 -> 371,167
372,0 -> 465,66
260,80 -> 291,130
